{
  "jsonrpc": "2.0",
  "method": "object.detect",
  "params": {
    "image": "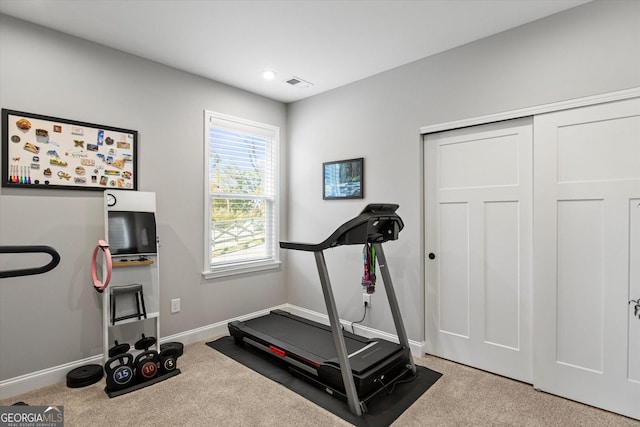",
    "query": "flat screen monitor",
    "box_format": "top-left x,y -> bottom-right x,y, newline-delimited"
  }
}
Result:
107,211 -> 157,257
